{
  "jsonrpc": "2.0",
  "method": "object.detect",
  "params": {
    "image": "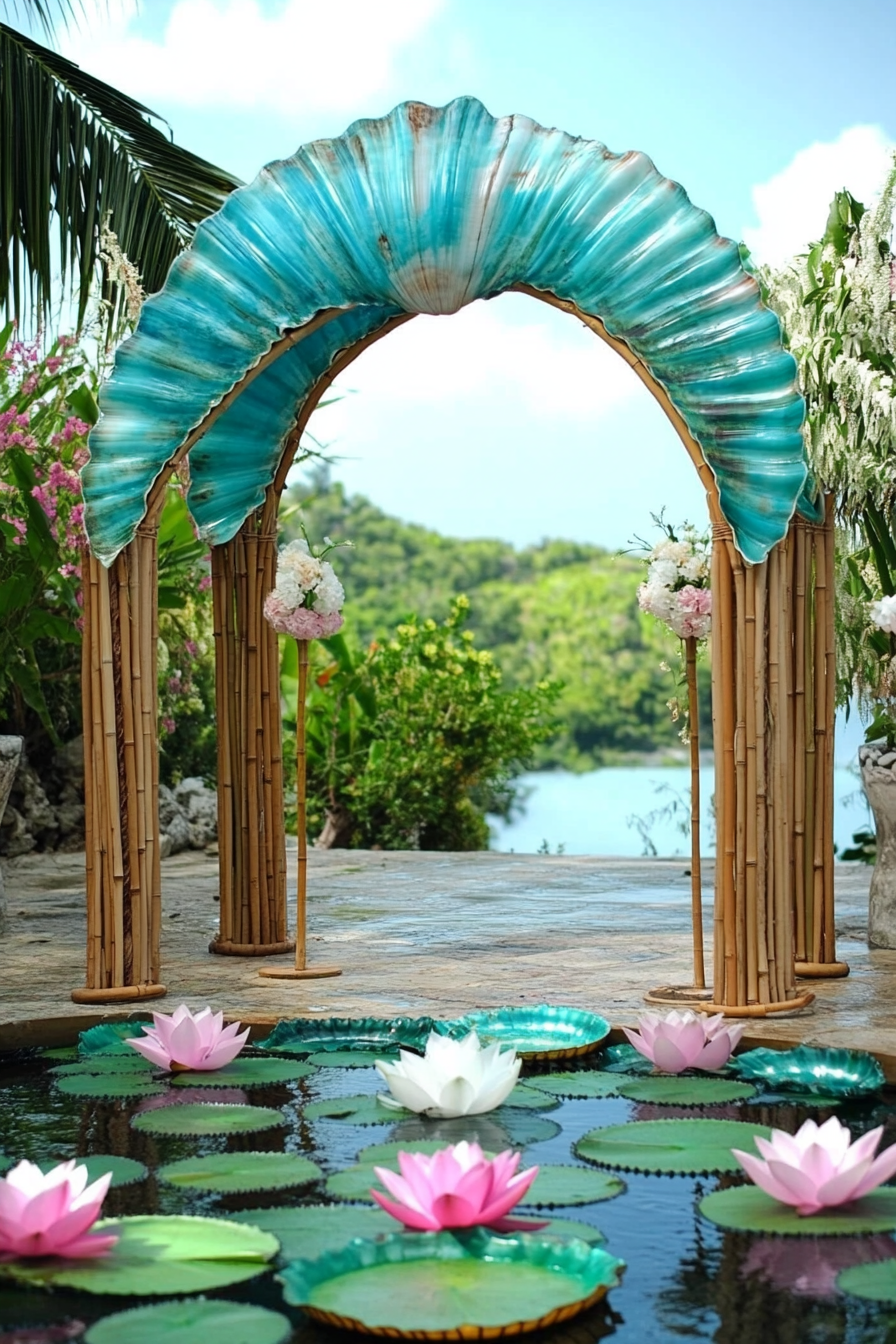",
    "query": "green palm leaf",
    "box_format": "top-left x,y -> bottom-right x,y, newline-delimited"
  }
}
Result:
1,20 -> 242,328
